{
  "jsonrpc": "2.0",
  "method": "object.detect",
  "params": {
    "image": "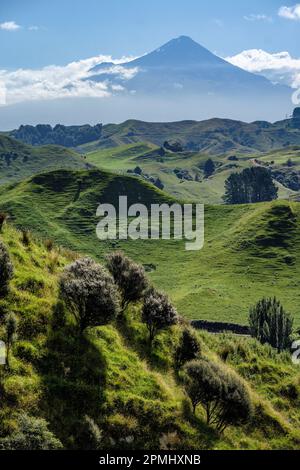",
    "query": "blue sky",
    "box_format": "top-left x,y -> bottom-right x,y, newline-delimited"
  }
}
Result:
1,0 -> 300,69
